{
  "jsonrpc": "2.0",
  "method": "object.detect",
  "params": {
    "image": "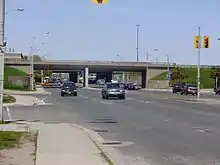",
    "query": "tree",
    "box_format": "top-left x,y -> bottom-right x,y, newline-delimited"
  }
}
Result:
210,66 -> 220,80
33,55 -> 42,61
170,67 -> 185,85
